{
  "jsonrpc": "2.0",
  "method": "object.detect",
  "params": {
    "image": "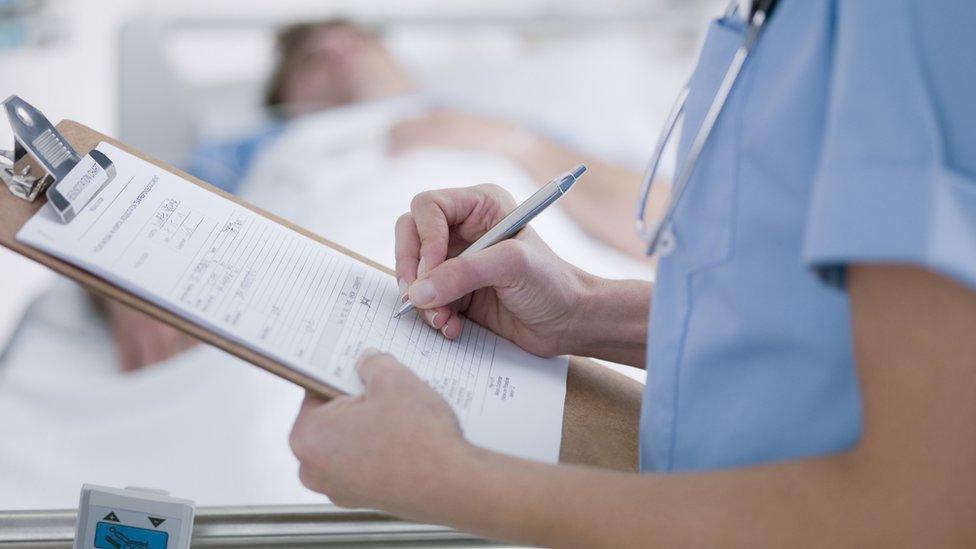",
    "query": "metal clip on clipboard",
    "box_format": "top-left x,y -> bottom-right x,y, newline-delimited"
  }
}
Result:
1,95 -> 115,223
